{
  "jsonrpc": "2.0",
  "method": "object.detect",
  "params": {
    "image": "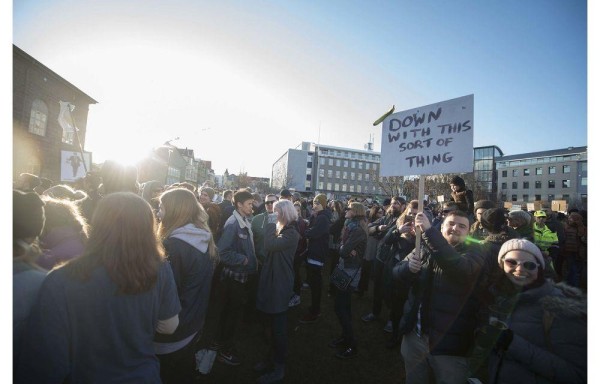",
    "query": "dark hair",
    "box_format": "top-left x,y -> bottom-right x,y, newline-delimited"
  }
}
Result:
233,189 -> 254,206
443,209 -> 469,223
450,175 -> 466,188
